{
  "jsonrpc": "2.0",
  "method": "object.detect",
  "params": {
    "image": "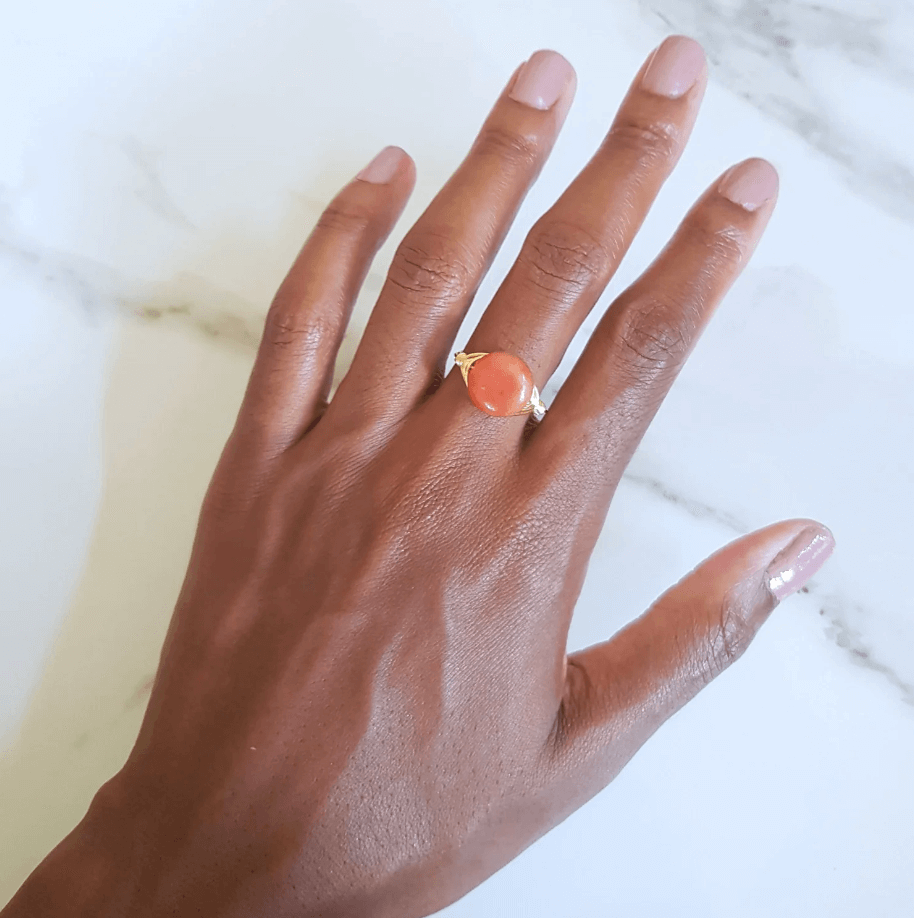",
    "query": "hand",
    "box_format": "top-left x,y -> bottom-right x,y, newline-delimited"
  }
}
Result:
3,35 -> 834,918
